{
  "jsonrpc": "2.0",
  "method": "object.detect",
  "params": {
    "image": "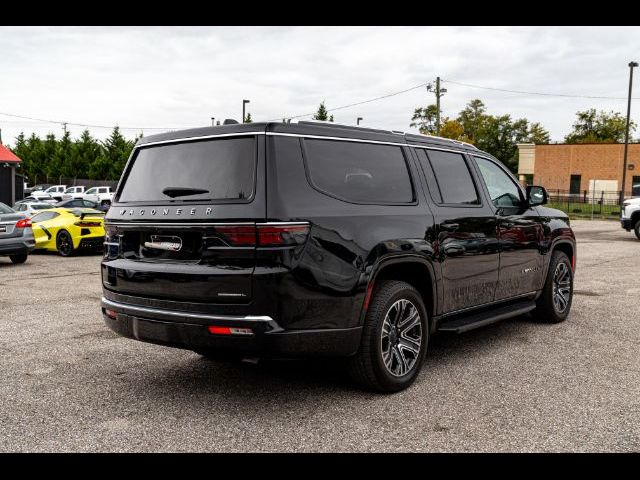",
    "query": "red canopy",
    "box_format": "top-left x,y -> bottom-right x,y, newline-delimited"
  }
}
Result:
0,144 -> 21,163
